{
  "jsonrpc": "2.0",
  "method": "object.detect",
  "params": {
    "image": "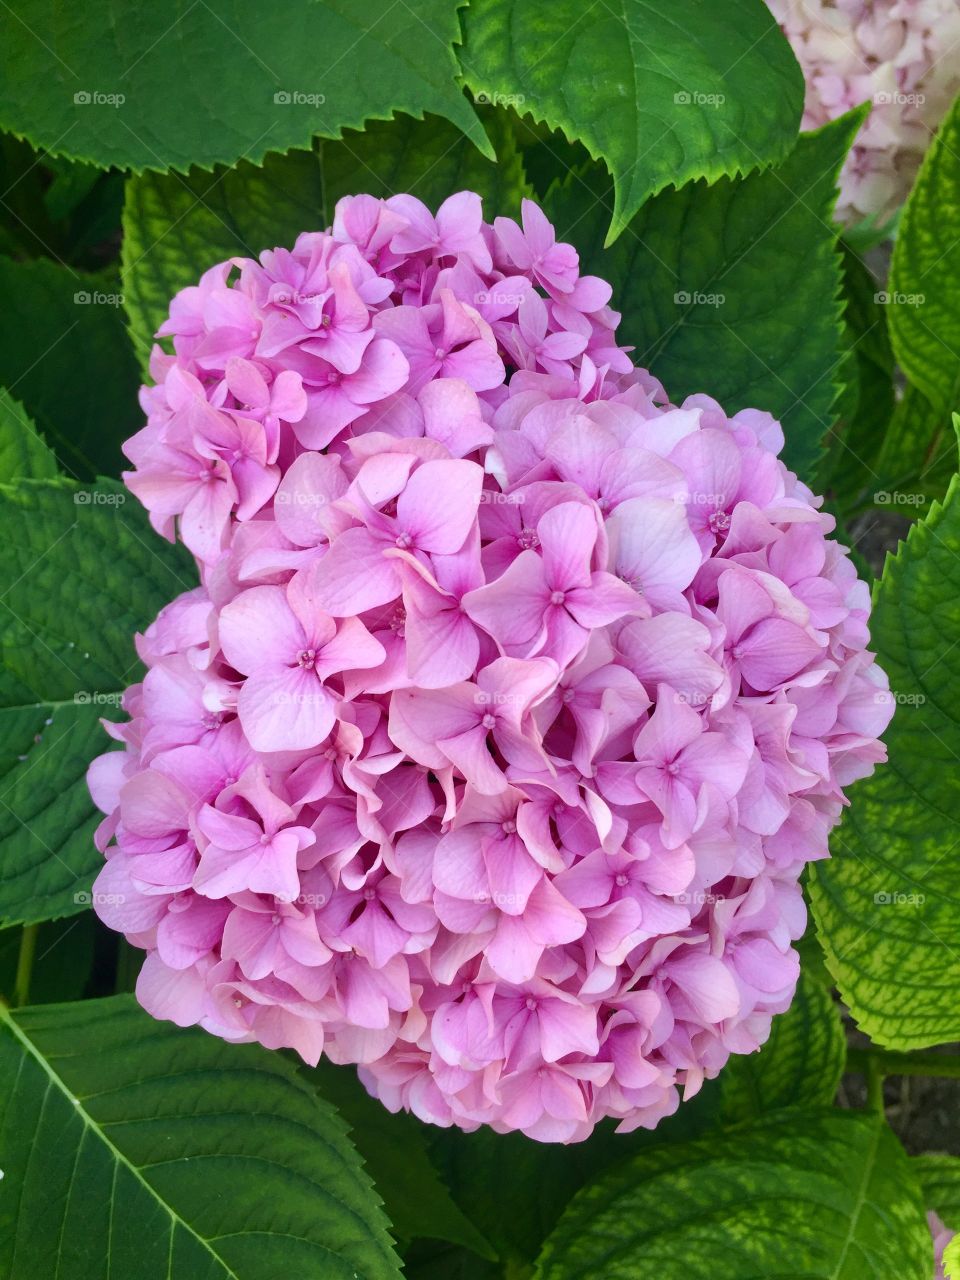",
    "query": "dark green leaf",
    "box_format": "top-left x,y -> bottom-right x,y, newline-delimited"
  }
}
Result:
0,477 -> 195,928
460,0 -> 804,243
0,995 -> 401,1279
